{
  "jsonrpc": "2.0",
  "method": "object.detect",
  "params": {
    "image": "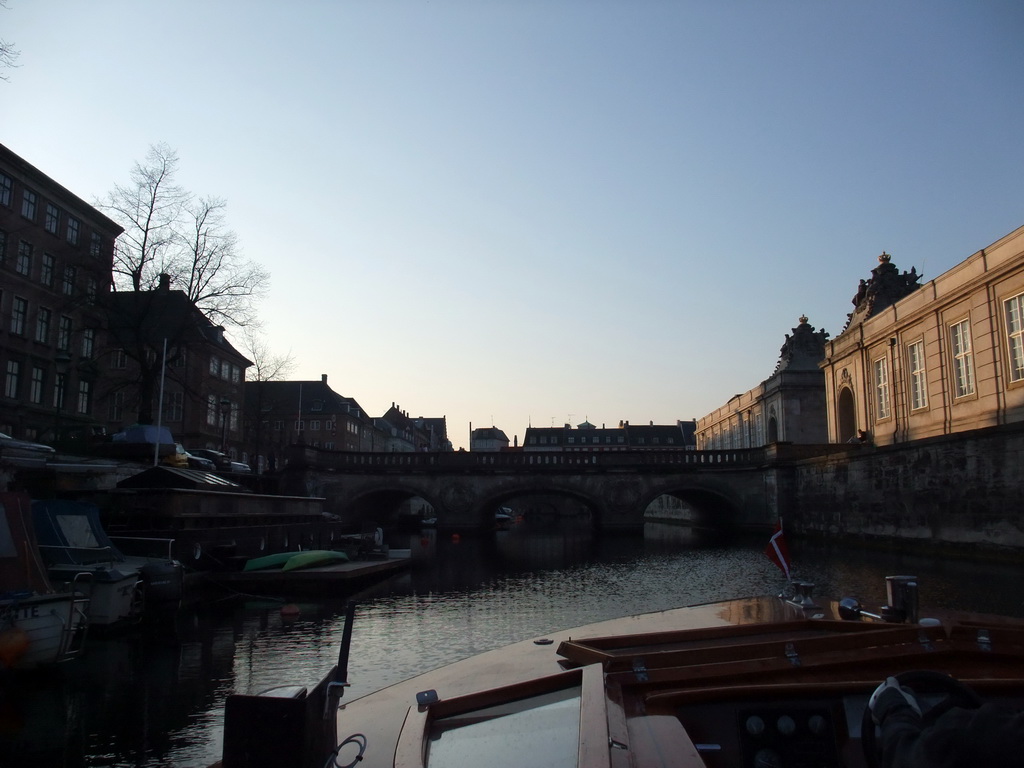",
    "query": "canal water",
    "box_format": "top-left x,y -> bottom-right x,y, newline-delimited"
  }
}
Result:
3,523 -> 1024,768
